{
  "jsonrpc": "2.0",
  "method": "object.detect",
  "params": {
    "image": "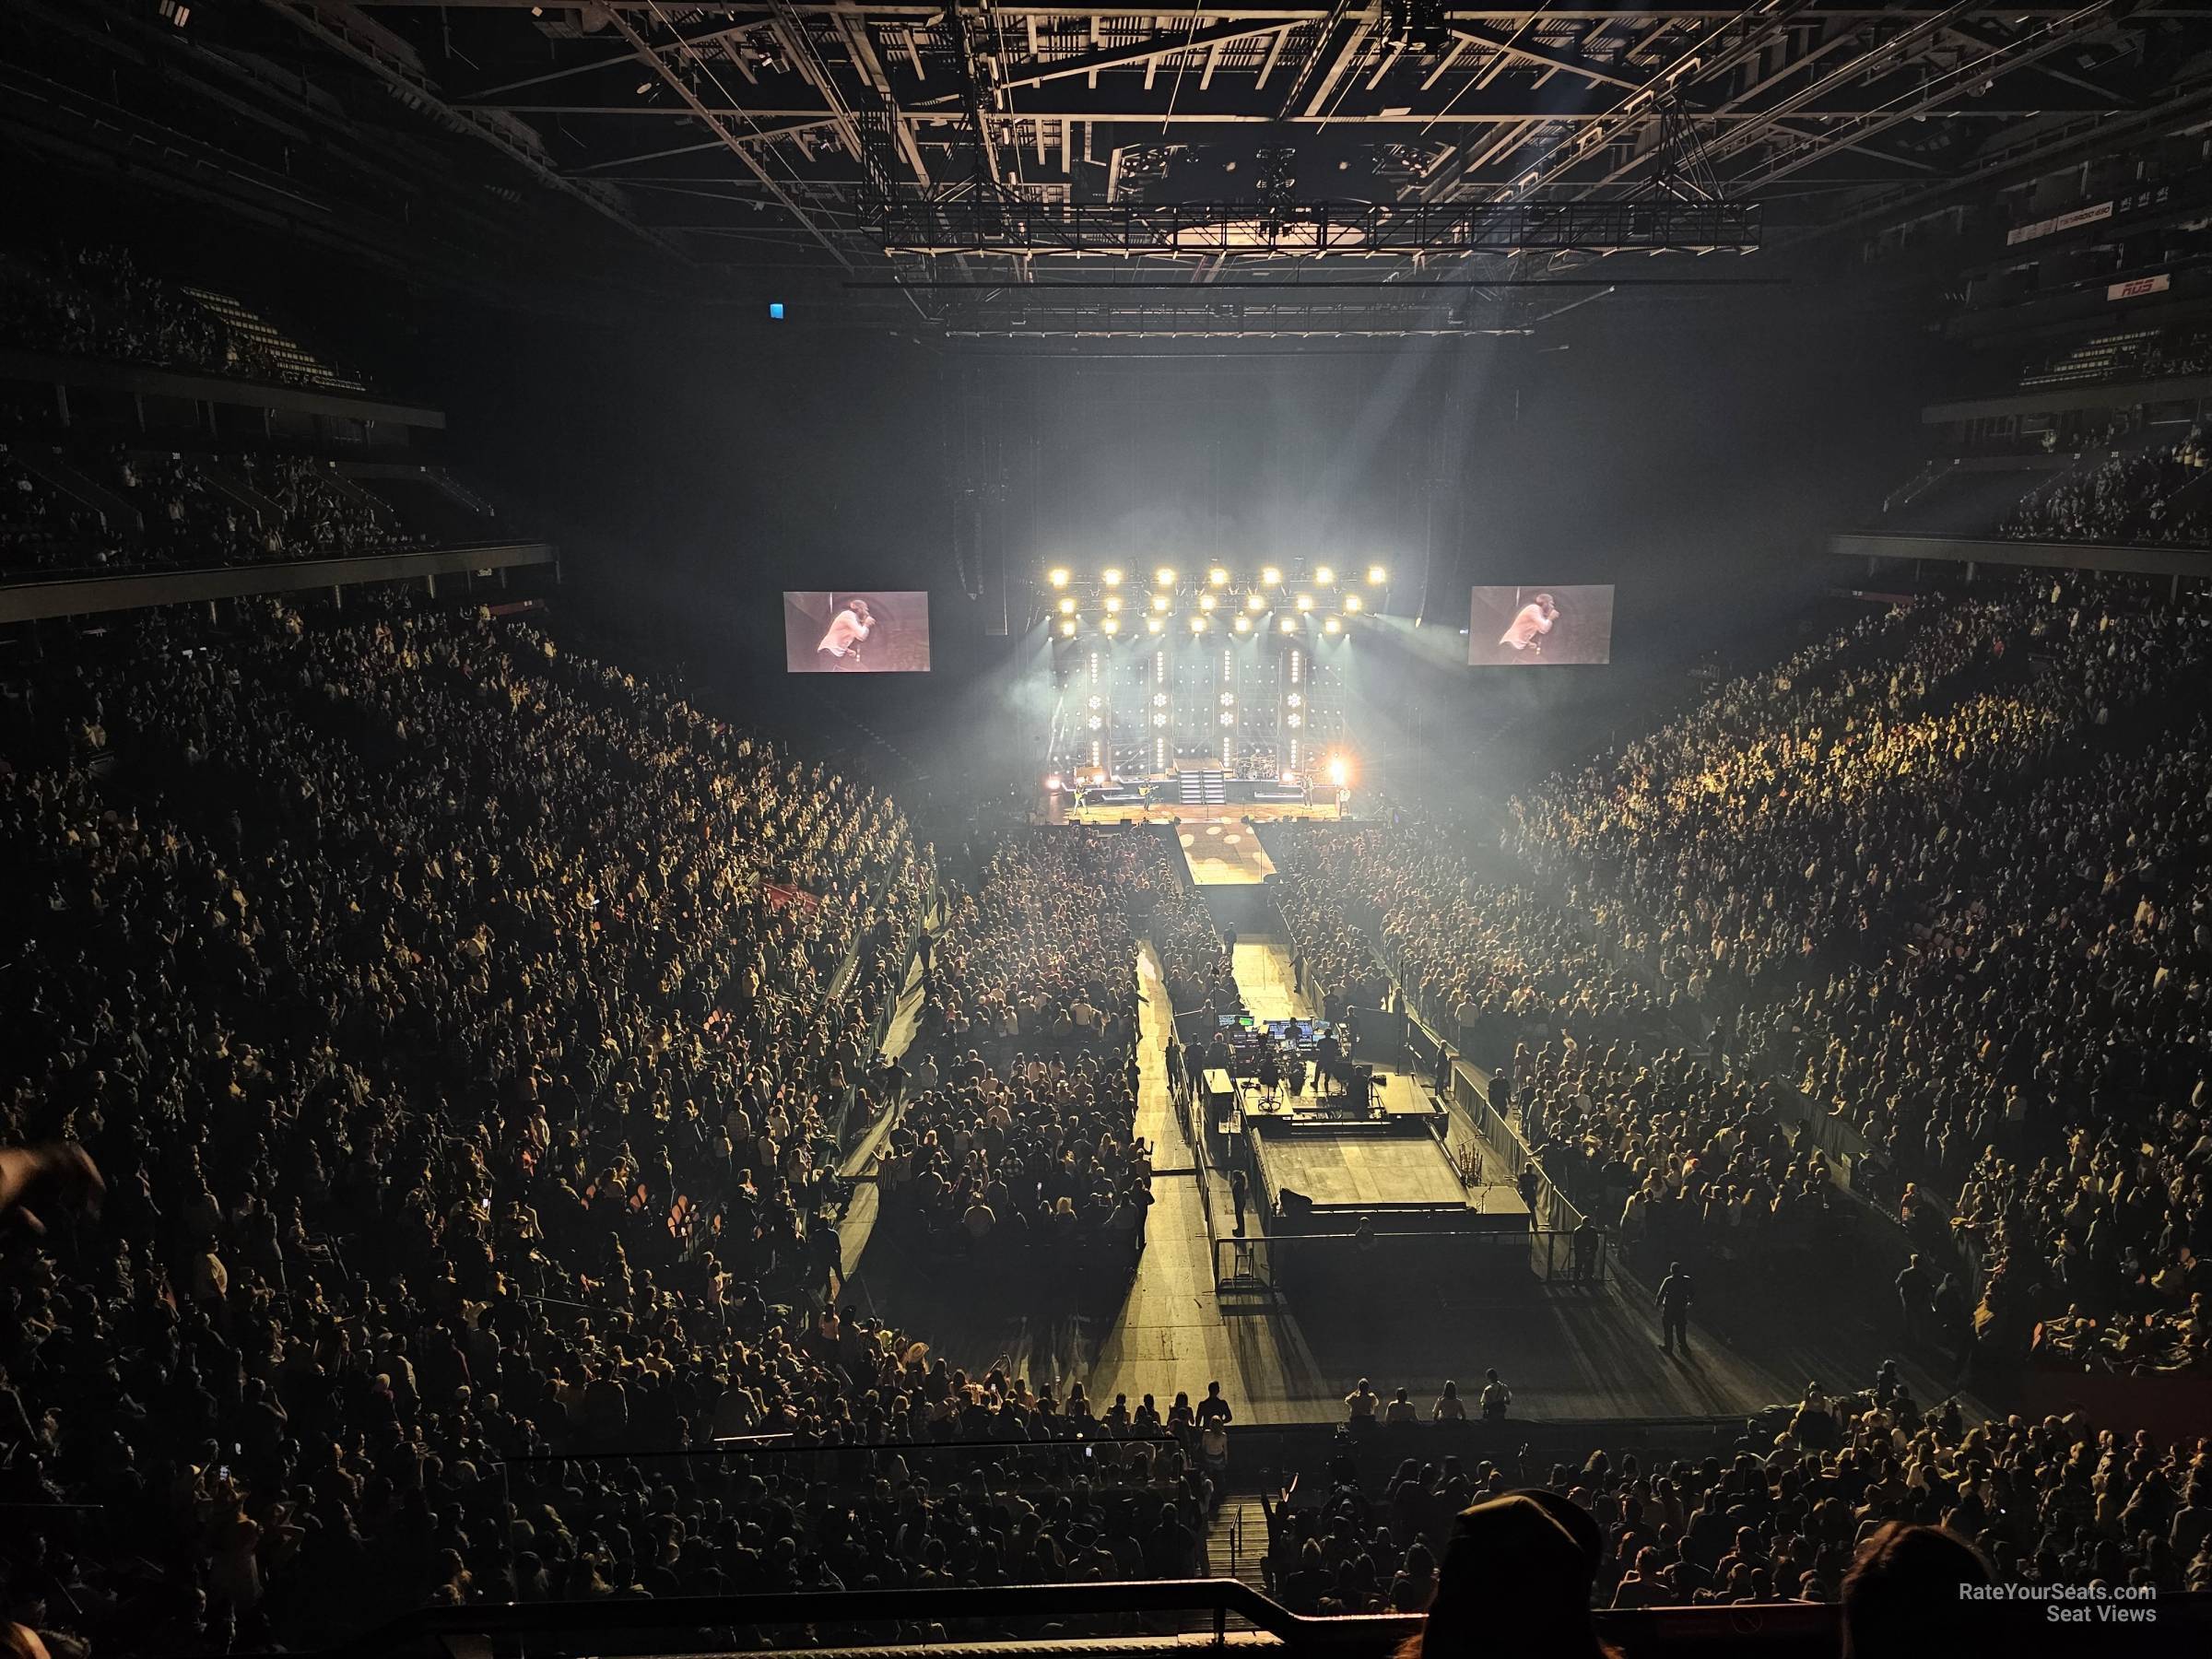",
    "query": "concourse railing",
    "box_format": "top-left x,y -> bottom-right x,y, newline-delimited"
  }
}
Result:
294,1578 -> 2205,1659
